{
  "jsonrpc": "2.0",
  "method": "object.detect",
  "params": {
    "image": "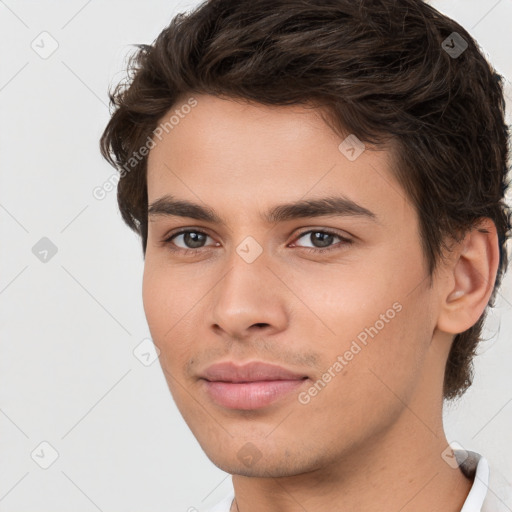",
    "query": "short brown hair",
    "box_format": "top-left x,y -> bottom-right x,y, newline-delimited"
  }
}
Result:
100,0 -> 511,401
